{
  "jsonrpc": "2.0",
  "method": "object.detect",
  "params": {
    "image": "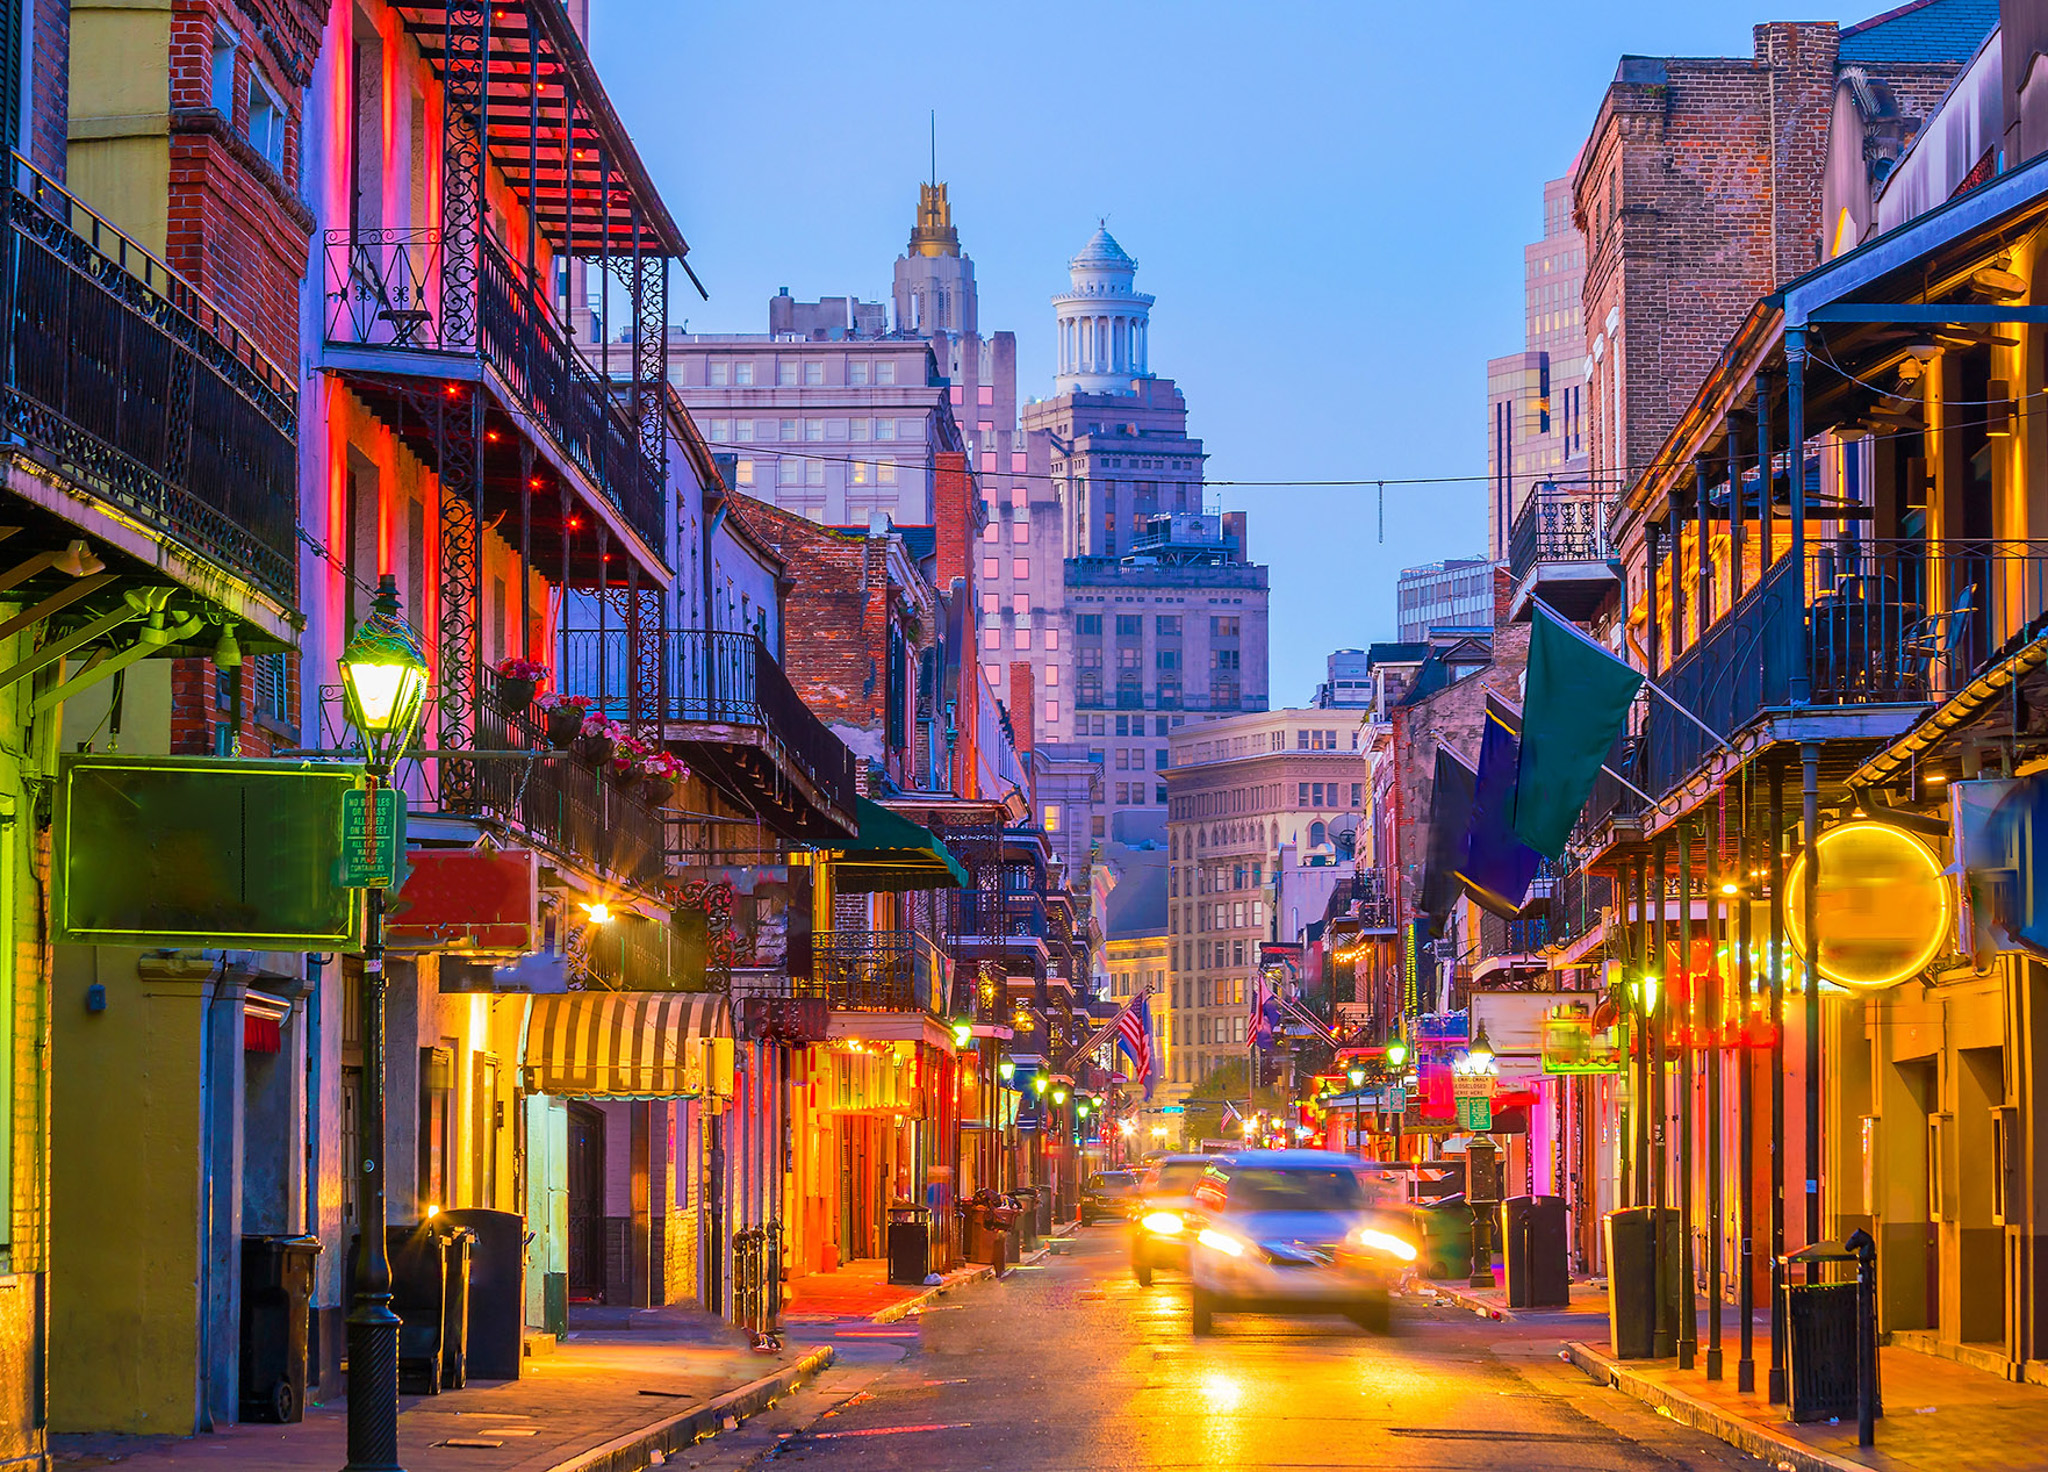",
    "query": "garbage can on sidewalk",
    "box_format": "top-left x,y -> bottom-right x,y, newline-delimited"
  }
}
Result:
887,1204 -> 932,1285
438,1208 -> 524,1381
1780,1243 -> 1882,1425
384,1225 -> 451,1395
1501,1196 -> 1570,1308
1013,1187 -> 1041,1250
436,1223 -> 476,1389
240,1234 -> 322,1423
1603,1206 -> 1681,1360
